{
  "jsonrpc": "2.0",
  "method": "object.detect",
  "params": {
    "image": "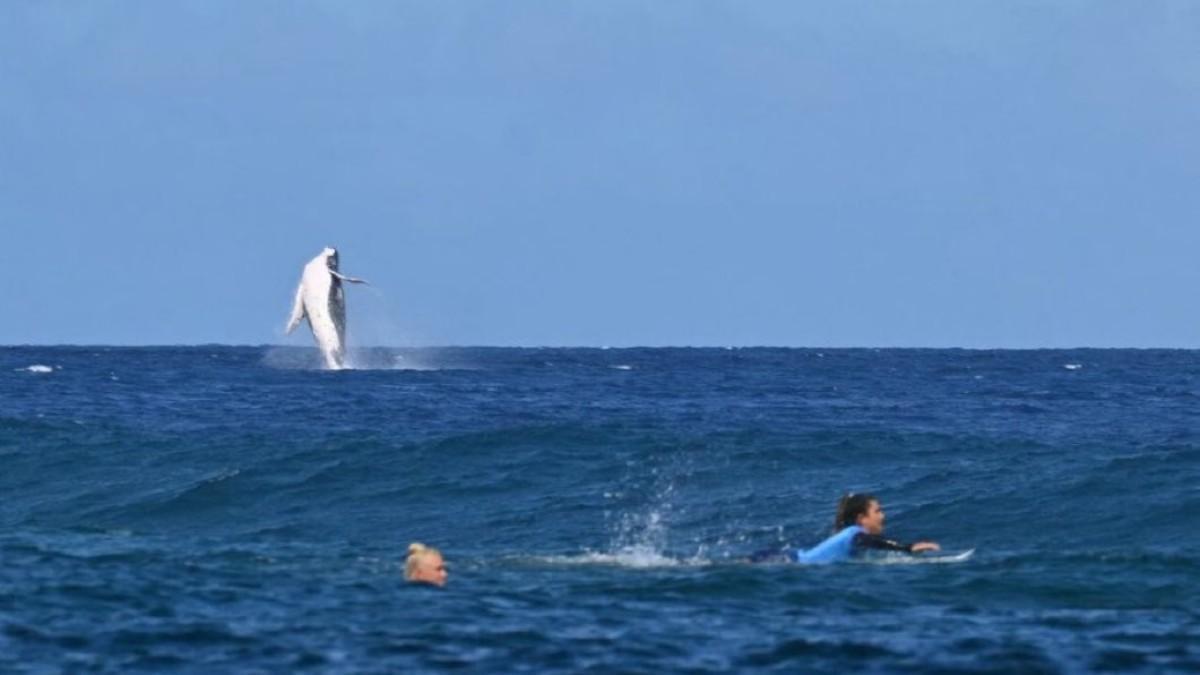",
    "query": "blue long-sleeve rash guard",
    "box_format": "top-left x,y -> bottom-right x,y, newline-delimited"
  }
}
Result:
794,525 -> 916,564
749,526 -> 917,564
